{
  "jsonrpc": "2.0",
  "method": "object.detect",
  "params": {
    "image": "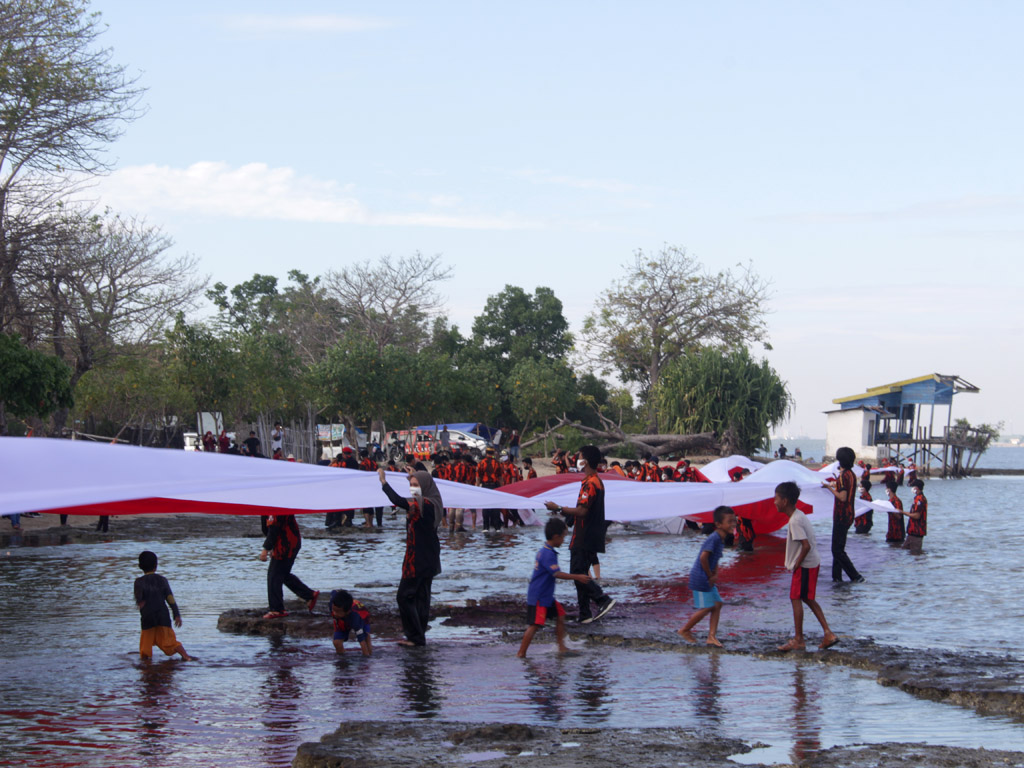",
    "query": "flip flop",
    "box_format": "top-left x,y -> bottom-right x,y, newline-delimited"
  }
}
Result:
307,590 -> 320,613
262,611 -> 288,619
819,635 -> 841,650
777,639 -> 806,652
